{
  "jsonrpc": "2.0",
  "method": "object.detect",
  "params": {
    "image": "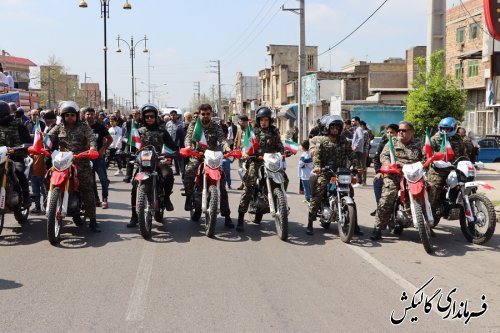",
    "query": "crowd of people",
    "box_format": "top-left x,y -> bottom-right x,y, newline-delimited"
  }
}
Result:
0,98 -> 475,240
